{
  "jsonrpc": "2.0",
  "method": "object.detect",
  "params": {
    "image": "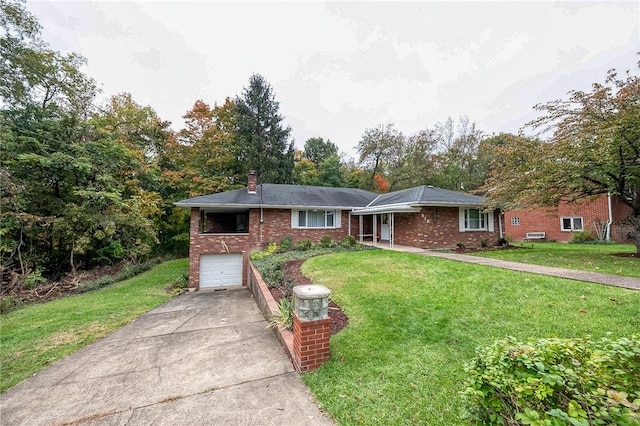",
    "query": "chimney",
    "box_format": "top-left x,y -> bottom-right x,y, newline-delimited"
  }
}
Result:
247,171 -> 257,194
